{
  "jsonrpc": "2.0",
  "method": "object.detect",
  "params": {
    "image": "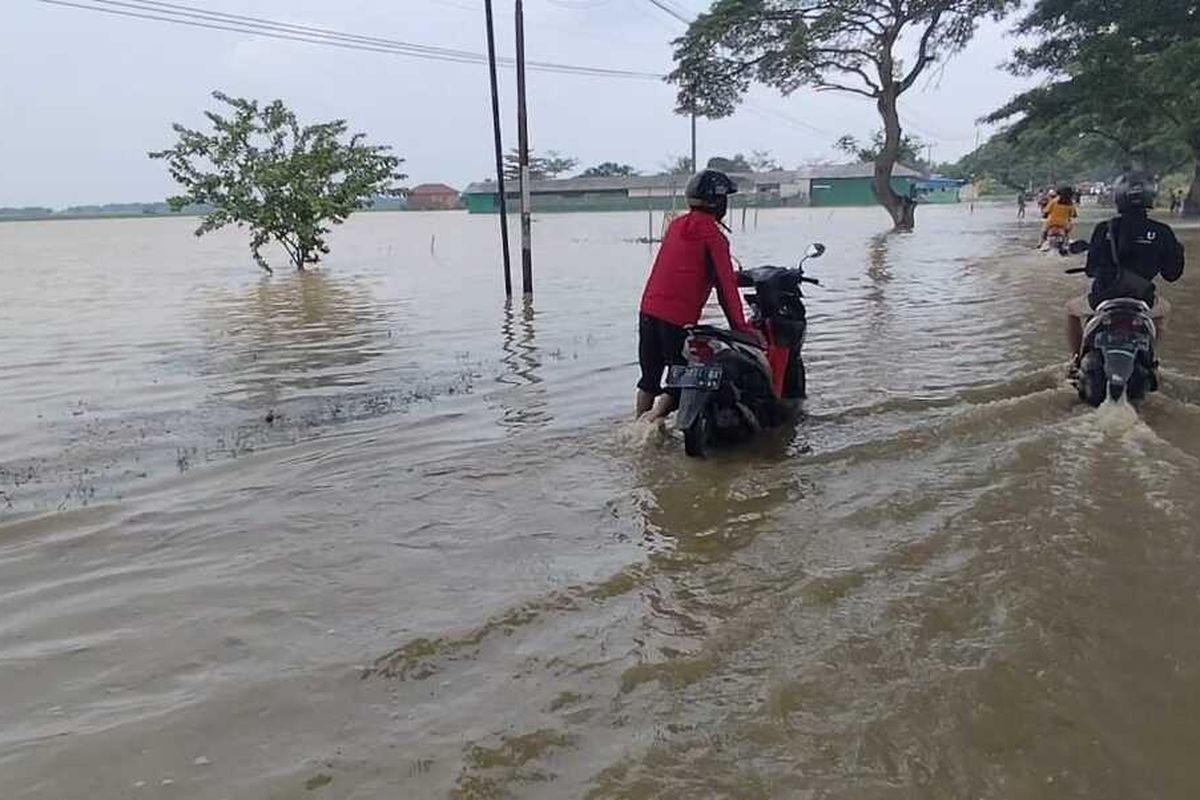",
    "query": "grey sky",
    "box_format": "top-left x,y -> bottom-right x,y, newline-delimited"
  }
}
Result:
1,0 -> 1038,208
